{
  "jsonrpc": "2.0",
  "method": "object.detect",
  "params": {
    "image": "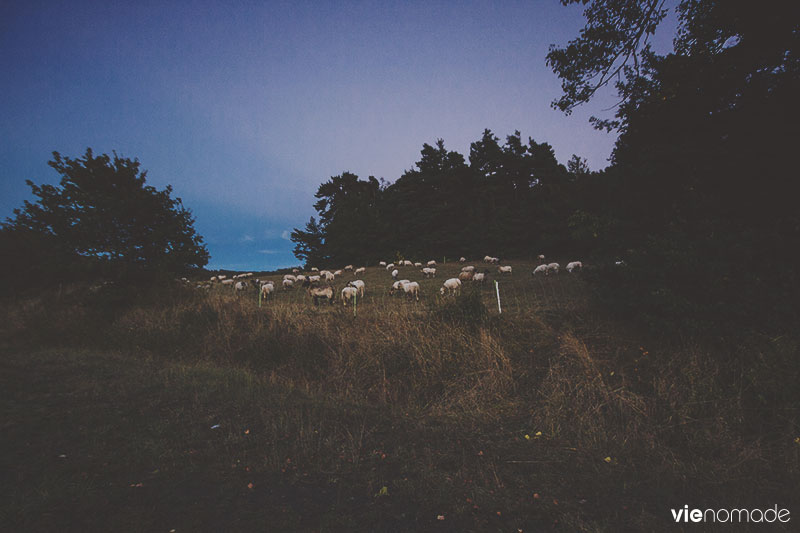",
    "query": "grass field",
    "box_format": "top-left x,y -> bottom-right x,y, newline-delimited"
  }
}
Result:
2,258 -> 798,531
